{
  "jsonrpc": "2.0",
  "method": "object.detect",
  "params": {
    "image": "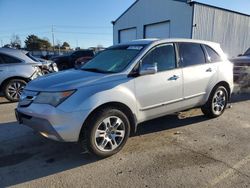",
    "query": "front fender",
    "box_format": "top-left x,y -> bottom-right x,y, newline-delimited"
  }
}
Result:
58,78 -> 137,123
